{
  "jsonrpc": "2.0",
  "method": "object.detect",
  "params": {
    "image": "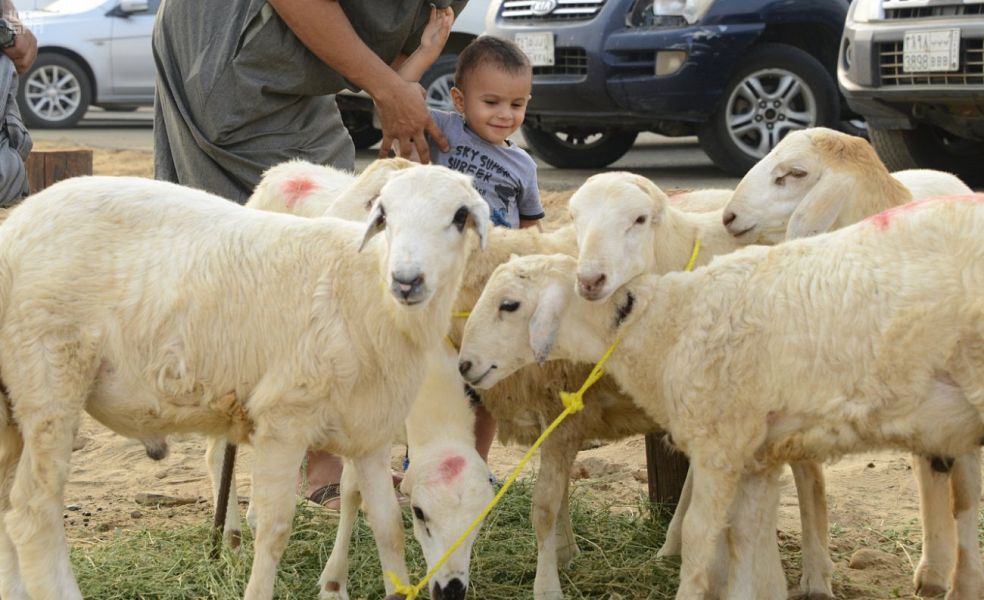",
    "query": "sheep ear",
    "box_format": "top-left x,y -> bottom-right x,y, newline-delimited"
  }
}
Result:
785,175 -> 850,240
359,204 -> 386,252
529,283 -> 568,365
466,195 -> 490,250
